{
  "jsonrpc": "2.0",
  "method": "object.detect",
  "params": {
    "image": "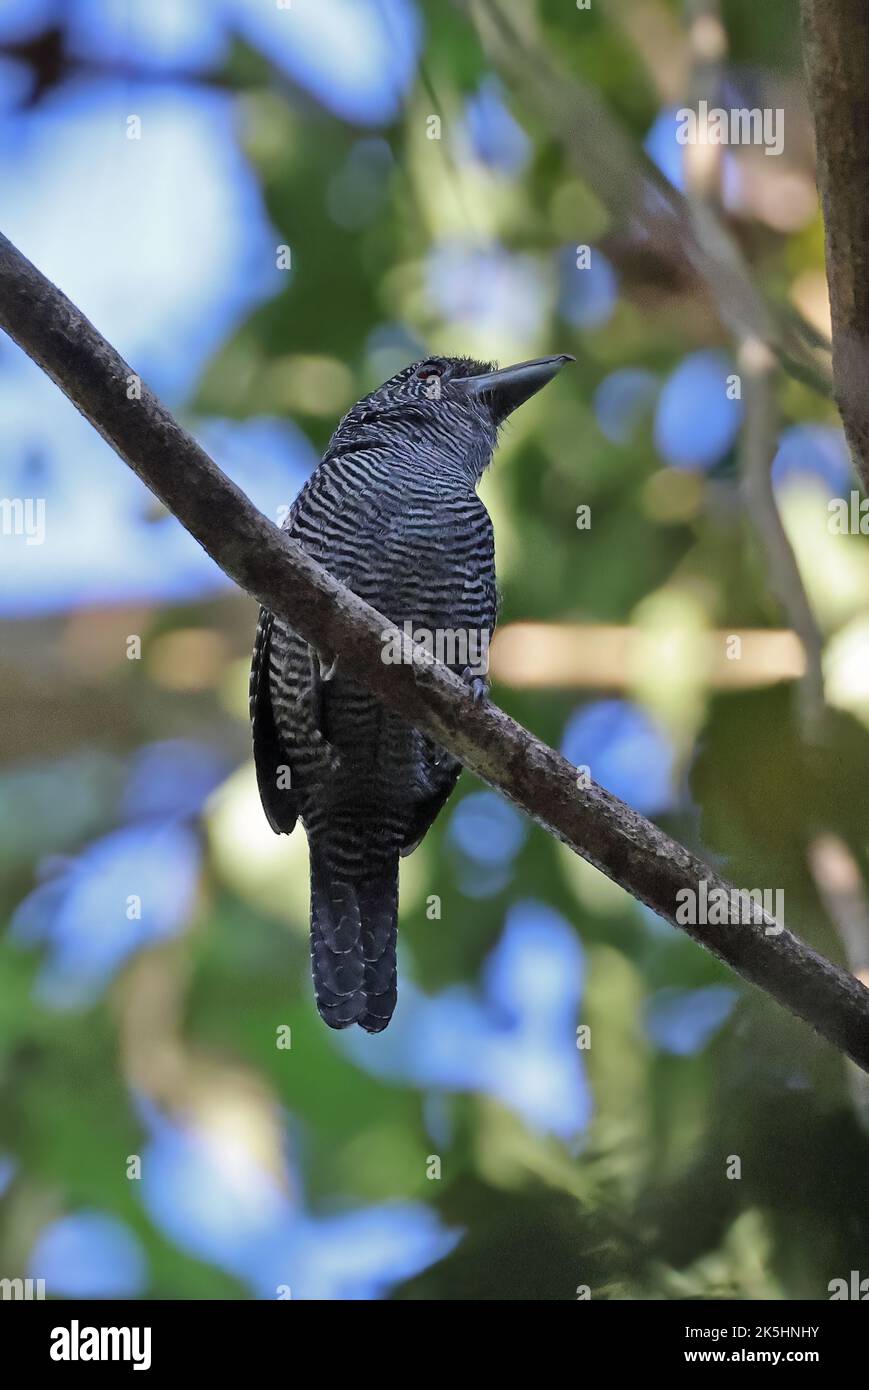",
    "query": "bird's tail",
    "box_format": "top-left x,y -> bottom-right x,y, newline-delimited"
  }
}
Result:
309,847 -> 398,1032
